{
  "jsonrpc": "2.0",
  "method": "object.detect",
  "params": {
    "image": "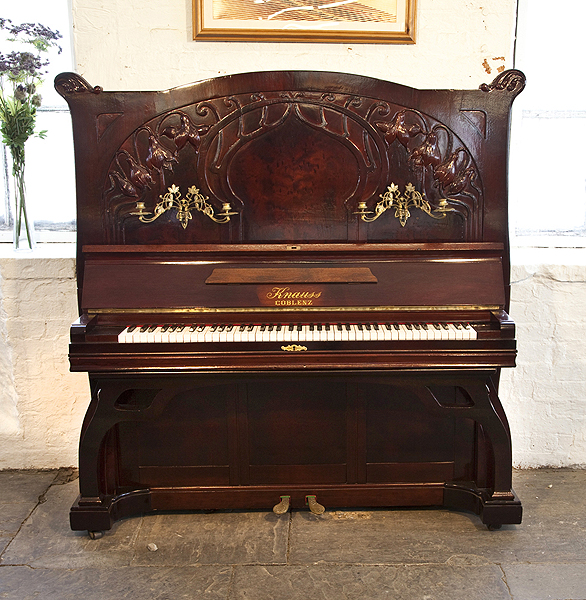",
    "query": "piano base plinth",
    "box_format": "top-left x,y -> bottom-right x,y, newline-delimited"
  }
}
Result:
69,482 -> 522,533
